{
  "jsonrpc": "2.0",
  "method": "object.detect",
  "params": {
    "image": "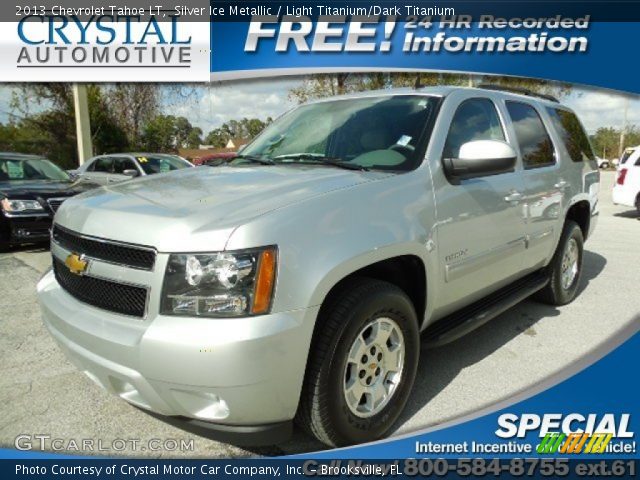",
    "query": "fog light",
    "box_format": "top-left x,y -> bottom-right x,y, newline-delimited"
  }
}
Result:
171,390 -> 230,420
